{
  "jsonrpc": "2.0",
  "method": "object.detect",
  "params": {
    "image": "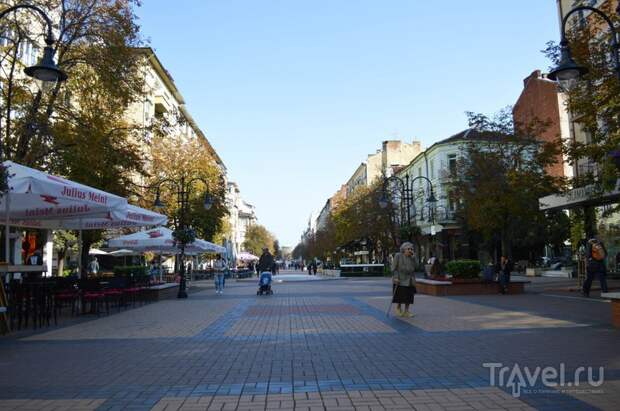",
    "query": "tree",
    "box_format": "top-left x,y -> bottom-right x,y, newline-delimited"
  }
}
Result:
53,230 -> 77,276
243,225 -> 275,256
273,240 -> 281,260
145,130 -> 228,242
451,110 -> 567,259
